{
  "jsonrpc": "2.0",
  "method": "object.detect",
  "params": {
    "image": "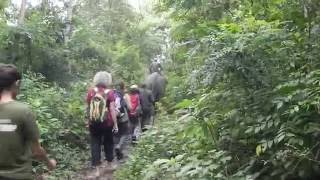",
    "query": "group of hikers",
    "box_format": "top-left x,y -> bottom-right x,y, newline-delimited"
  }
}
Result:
0,60 -> 163,179
86,71 -> 156,171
